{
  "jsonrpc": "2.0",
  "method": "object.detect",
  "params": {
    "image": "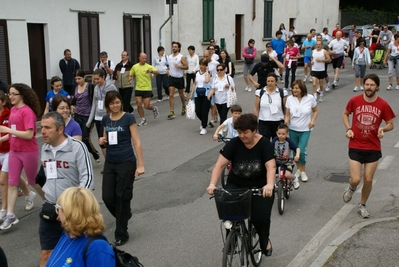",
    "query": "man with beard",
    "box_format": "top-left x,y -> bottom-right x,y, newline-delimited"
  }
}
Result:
342,73 -> 395,218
